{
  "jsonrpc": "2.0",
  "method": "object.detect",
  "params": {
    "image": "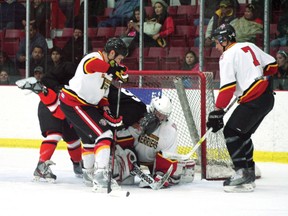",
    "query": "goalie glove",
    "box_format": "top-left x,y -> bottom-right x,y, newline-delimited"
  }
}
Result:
103,110 -> 123,128
139,112 -> 160,135
107,60 -> 129,83
206,109 -> 225,133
